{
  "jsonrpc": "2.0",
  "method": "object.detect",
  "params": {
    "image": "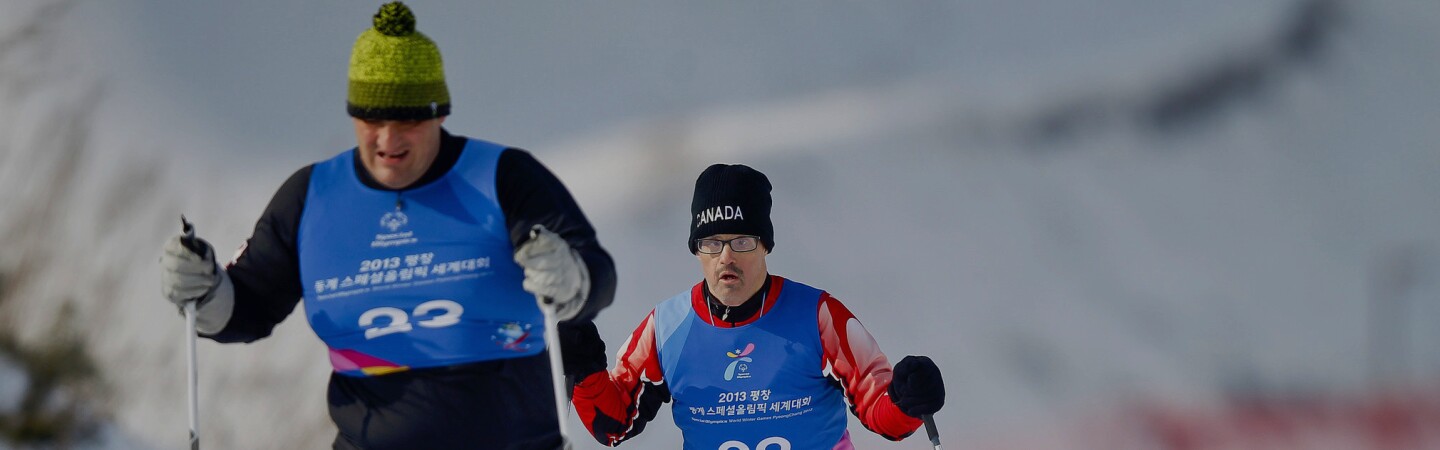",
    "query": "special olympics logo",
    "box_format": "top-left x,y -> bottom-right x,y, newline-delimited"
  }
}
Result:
492,322 -> 534,351
380,211 -> 409,232
723,343 -> 755,381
